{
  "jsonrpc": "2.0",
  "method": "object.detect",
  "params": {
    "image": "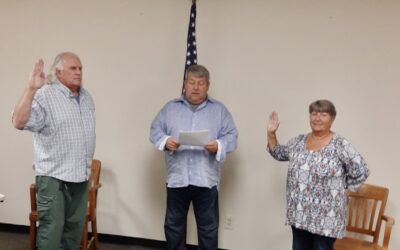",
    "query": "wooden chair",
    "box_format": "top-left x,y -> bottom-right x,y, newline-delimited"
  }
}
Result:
334,183 -> 395,250
81,159 -> 102,250
29,159 -> 102,250
29,183 -> 37,250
